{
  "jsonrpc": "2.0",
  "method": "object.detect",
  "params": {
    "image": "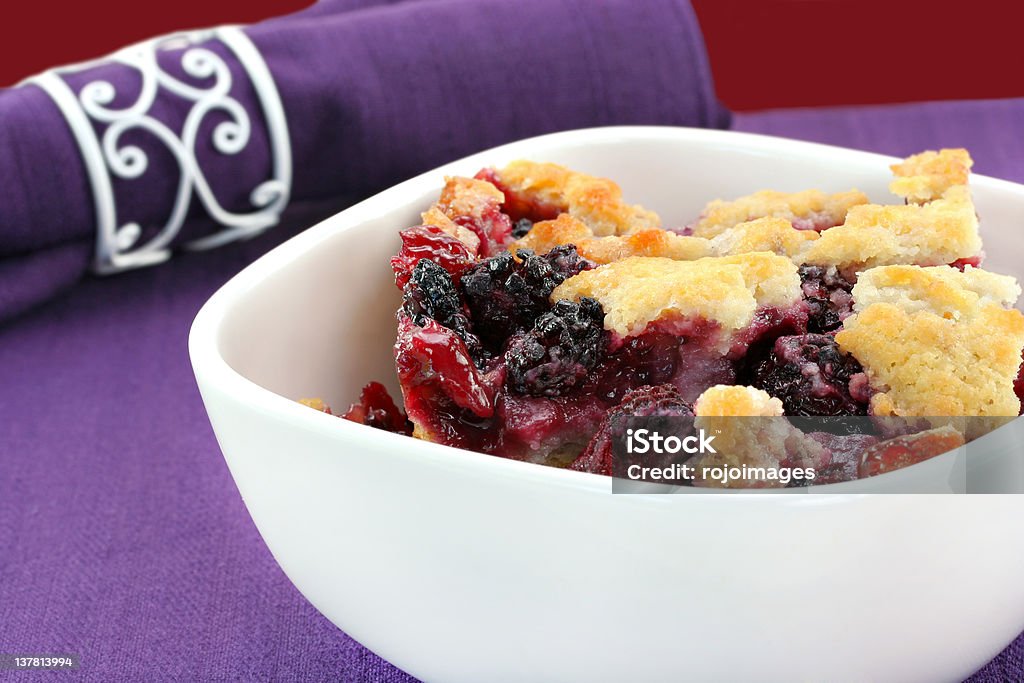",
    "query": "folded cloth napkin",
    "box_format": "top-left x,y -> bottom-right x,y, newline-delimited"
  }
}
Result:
0,0 -> 728,324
